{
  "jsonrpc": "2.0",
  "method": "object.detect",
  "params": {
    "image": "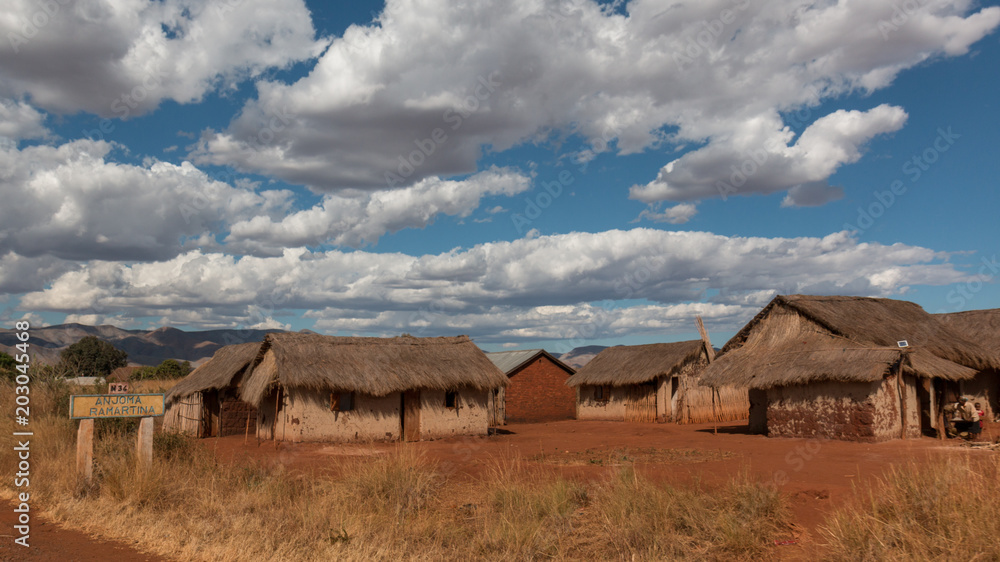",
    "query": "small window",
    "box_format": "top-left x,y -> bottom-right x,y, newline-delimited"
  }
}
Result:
331,391 -> 354,412
445,391 -> 458,409
594,385 -> 611,403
